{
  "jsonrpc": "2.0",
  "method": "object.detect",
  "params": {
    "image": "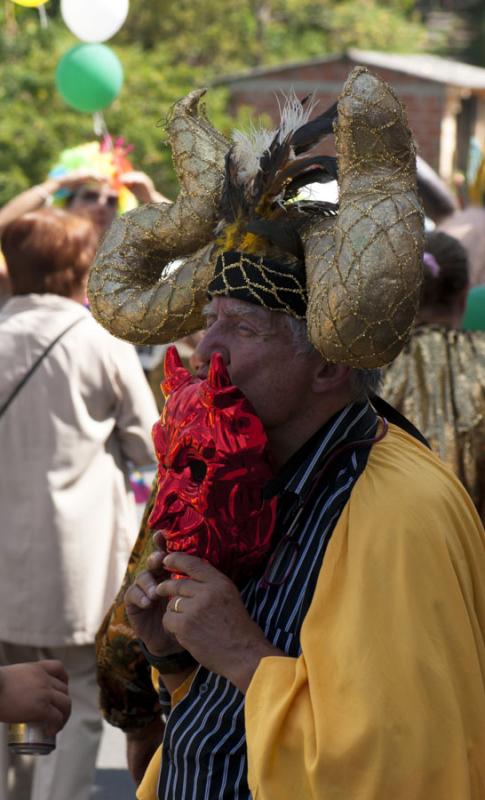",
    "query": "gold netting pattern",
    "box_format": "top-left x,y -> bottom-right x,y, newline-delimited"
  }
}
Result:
88,90 -> 228,344
304,67 -> 424,367
209,252 -> 307,319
